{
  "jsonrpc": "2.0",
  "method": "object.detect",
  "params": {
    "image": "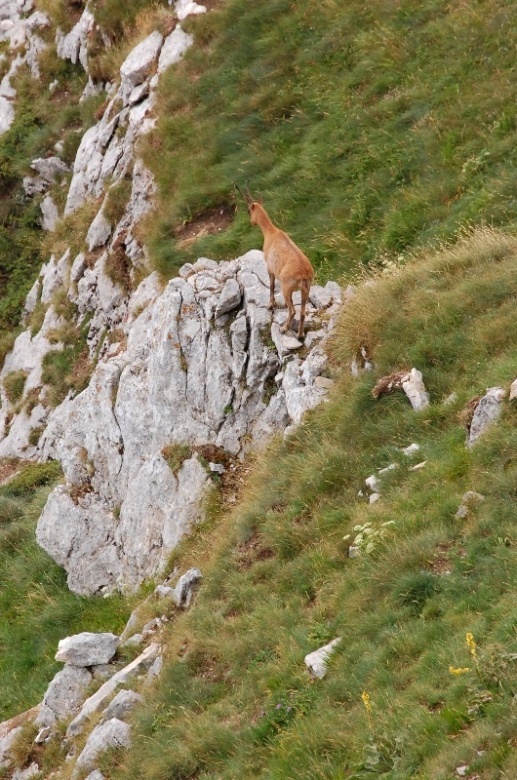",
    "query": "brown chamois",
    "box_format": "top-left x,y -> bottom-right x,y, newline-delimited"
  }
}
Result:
235,184 -> 314,339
